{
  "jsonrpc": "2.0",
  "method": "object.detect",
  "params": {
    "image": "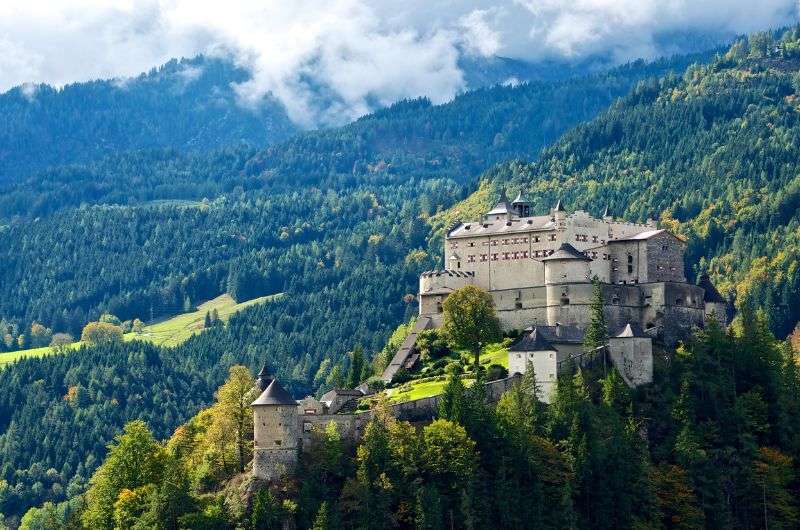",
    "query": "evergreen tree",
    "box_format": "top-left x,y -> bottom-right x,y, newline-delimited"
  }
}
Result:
583,279 -> 607,355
